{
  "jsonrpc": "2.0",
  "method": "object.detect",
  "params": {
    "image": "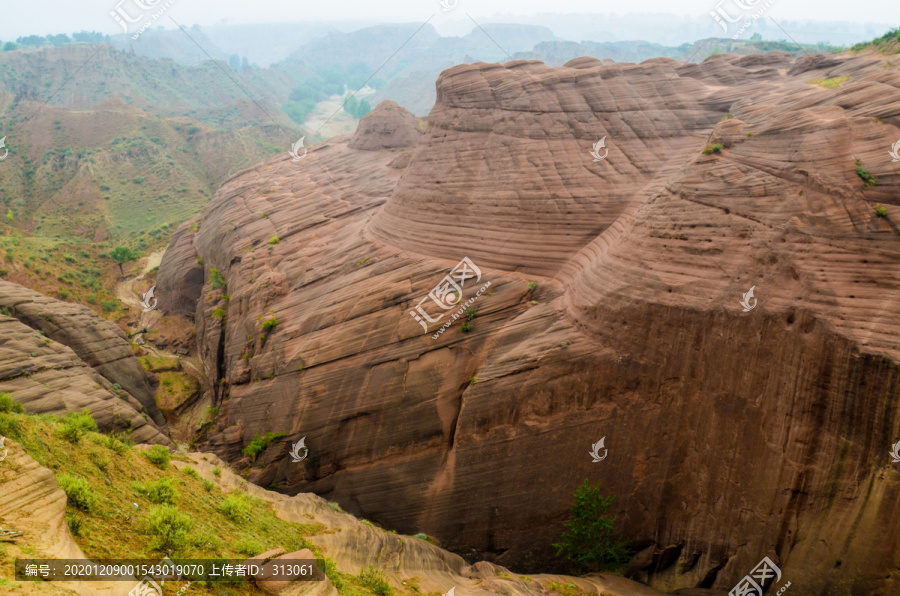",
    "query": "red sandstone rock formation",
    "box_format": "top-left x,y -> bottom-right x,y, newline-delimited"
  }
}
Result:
158,51 -> 900,593
0,281 -> 170,444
